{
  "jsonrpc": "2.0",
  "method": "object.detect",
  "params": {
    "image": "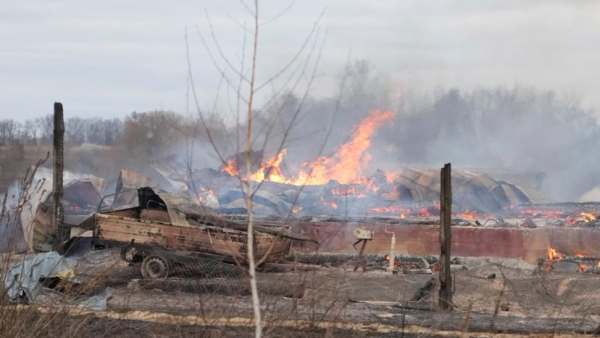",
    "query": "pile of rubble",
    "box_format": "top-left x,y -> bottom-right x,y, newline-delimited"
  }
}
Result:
186,165 -> 531,218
